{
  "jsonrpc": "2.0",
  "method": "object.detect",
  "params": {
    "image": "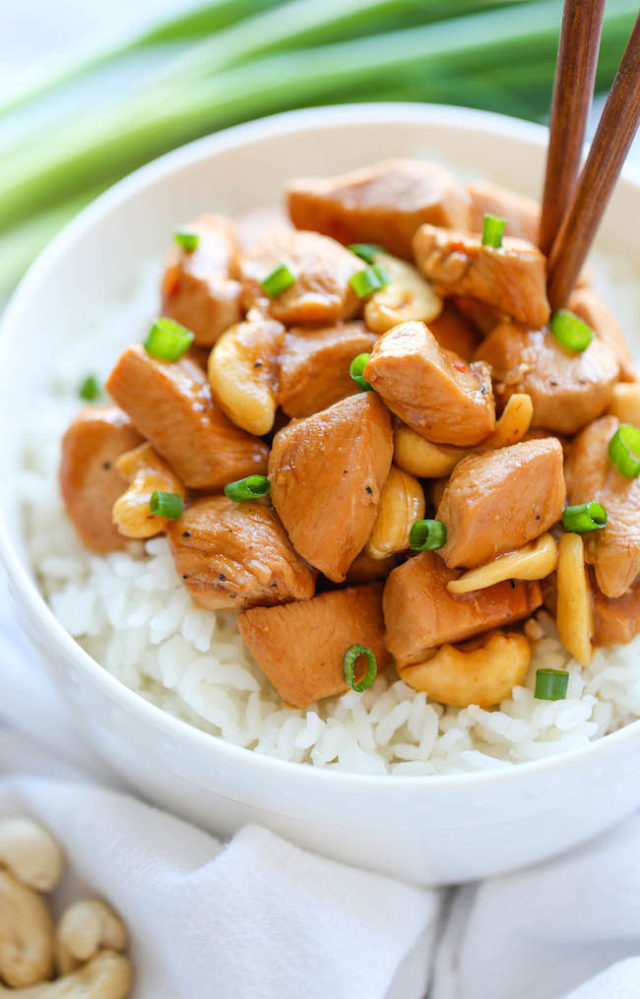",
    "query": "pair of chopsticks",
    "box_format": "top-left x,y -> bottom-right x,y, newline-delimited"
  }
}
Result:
540,1 -> 640,309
